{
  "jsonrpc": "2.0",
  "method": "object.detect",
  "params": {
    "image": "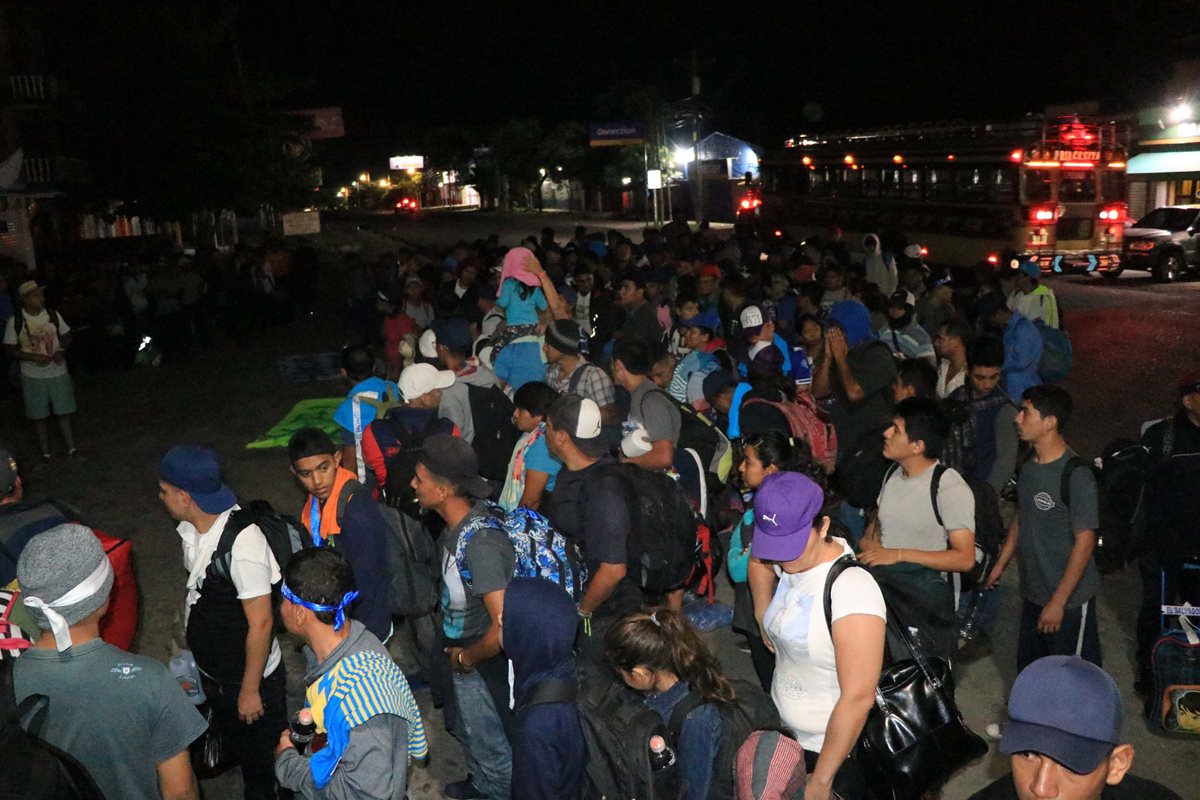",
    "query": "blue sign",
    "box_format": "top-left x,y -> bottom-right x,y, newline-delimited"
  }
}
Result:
589,121 -> 644,147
